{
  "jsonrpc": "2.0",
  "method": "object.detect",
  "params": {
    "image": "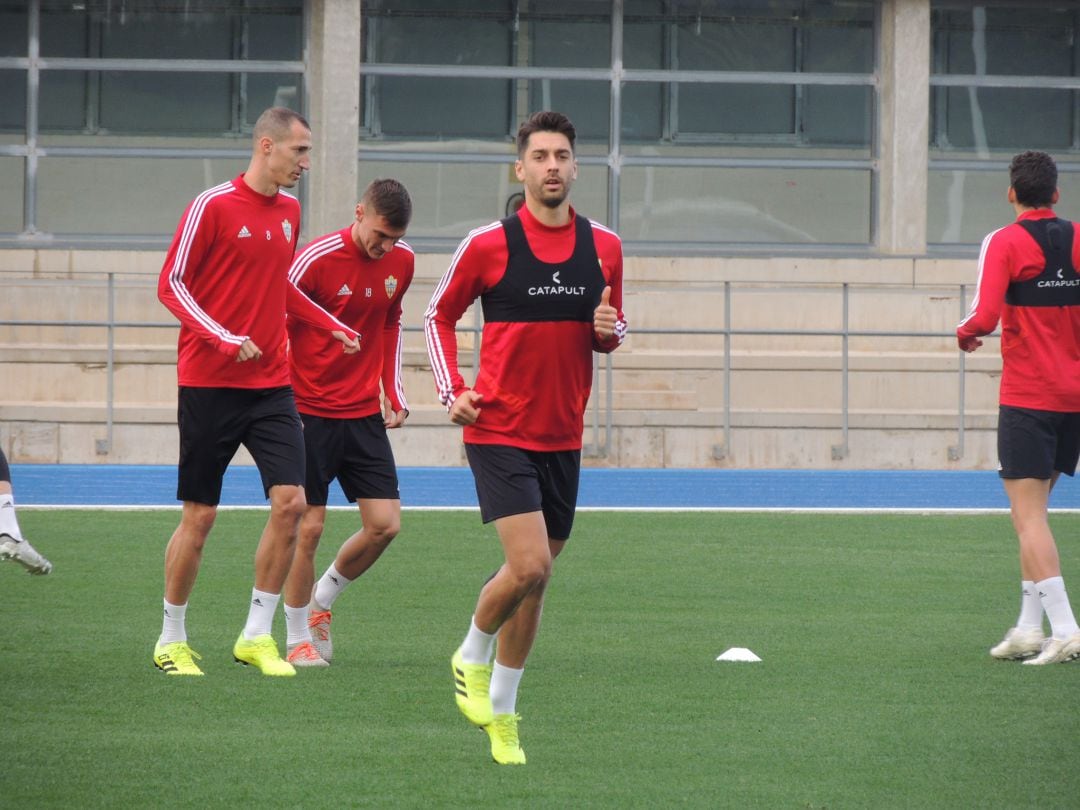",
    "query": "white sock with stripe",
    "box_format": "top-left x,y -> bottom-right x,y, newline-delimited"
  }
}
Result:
242,588 -> 280,640
1035,576 -> 1080,639
491,662 -> 524,716
1016,580 -> 1044,630
159,599 -> 187,645
459,616 -> 496,664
